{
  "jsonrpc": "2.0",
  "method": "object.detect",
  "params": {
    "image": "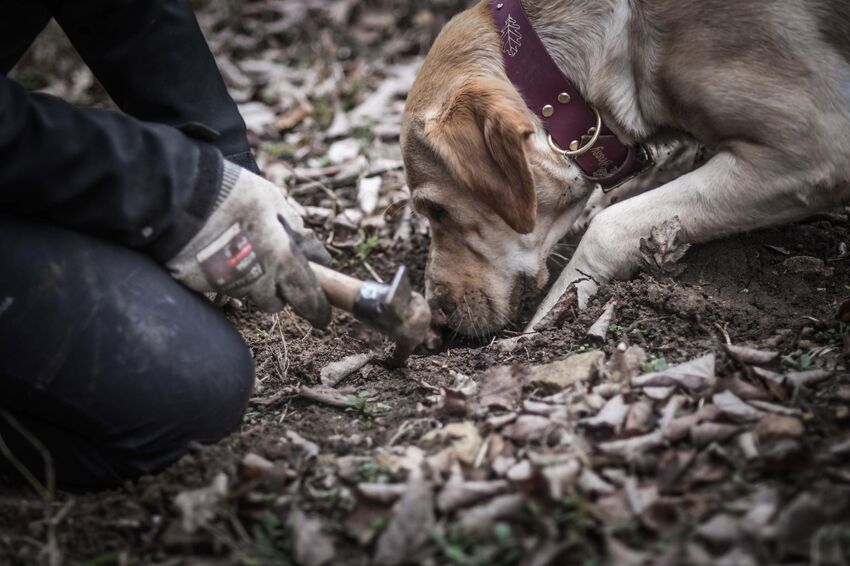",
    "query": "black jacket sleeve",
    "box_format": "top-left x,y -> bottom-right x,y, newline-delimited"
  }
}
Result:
43,0 -> 259,172
0,74 -> 223,262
